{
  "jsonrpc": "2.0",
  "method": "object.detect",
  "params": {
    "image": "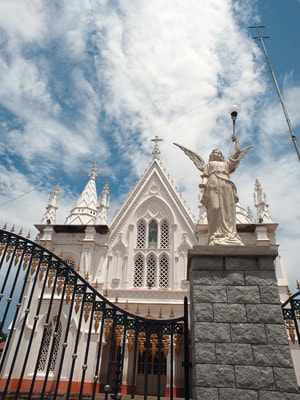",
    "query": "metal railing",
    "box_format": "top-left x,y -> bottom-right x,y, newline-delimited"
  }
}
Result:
282,289 -> 300,346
